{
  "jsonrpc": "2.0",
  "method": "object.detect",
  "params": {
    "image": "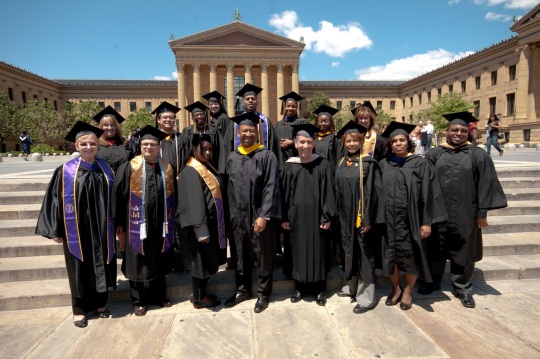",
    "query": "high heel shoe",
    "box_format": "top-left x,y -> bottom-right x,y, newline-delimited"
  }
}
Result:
385,286 -> 403,306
